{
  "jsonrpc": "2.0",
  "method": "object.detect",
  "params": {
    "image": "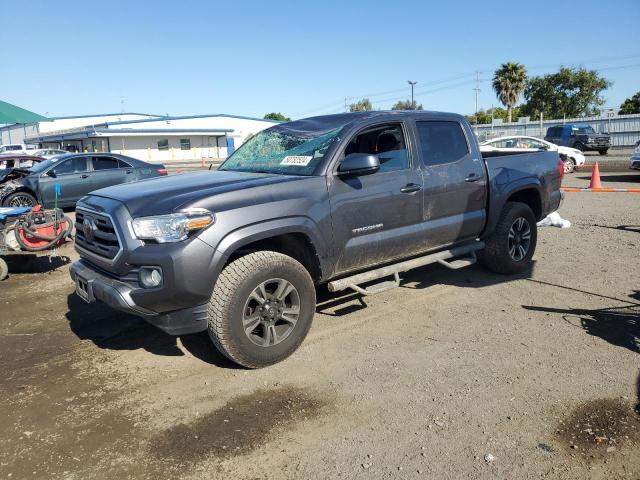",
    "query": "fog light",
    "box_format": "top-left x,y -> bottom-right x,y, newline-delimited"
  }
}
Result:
139,267 -> 162,288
